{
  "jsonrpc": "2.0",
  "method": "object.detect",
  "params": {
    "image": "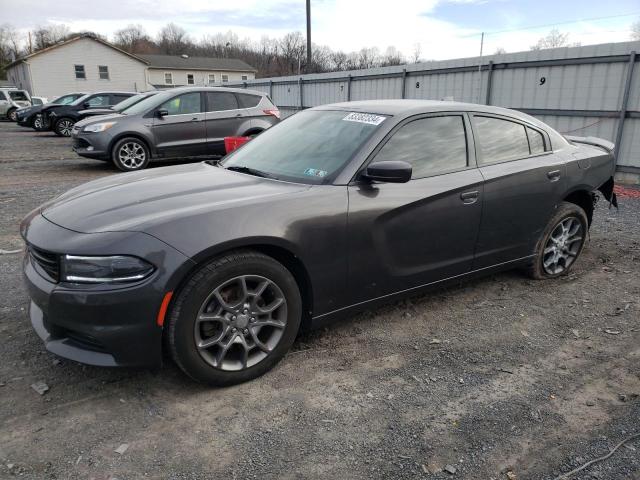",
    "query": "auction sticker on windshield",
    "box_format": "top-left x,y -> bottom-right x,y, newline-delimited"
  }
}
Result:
304,168 -> 328,178
342,112 -> 386,125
